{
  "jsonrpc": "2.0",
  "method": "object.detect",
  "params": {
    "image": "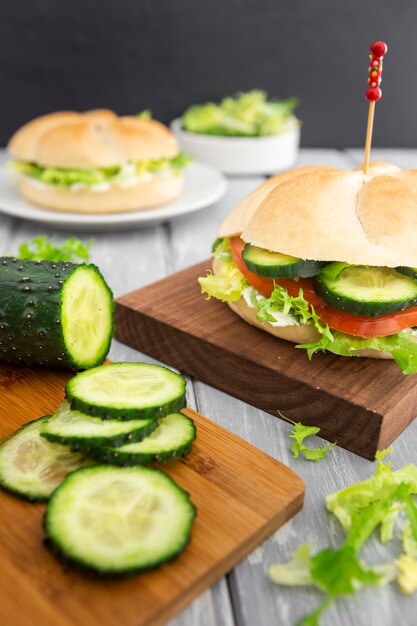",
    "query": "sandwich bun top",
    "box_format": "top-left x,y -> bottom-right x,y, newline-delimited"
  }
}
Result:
217,161 -> 417,268
8,109 -> 179,168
